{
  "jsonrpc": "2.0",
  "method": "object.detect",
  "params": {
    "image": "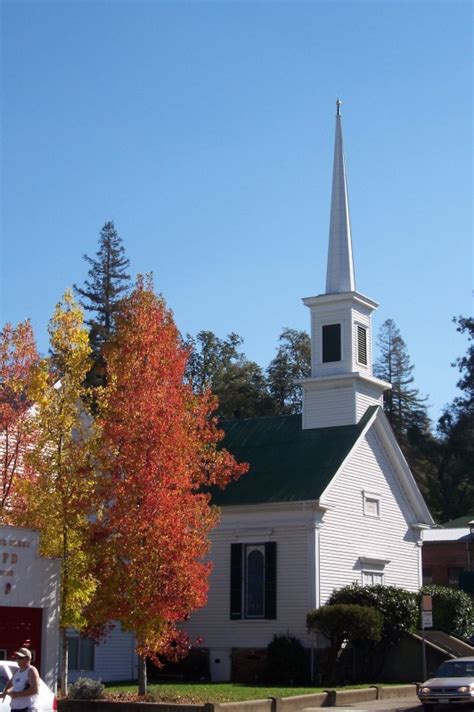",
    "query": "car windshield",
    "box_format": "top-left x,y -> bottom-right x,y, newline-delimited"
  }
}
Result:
435,661 -> 474,677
